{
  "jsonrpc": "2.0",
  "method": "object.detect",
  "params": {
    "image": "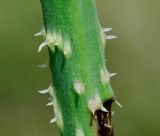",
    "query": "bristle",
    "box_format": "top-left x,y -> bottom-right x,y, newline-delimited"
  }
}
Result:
50,117 -> 56,123
46,101 -> 54,106
37,63 -> 48,68
103,28 -> 112,32
38,89 -> 48,94
115,100 -> 122,108
105,35 -> 117,40
34,31 -> 42,36
110,73 -> 117,77
38,41 -> 51,53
